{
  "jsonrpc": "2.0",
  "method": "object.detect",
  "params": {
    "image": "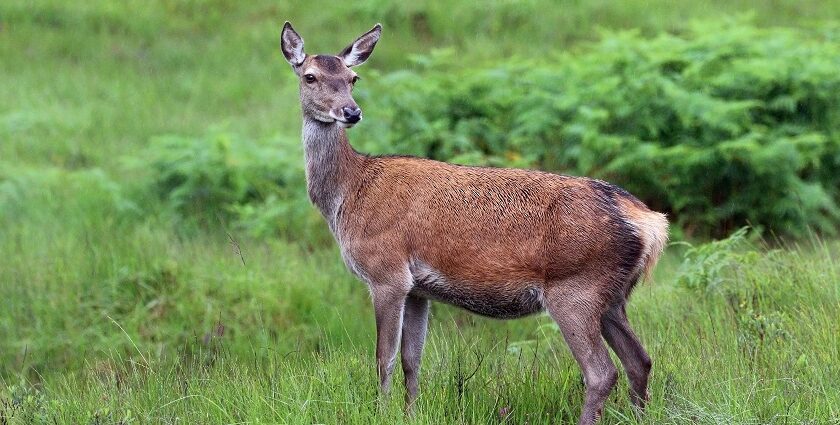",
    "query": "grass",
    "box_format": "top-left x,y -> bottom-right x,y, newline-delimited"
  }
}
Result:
2,1 -> 840,423
2,221 -> 839,423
